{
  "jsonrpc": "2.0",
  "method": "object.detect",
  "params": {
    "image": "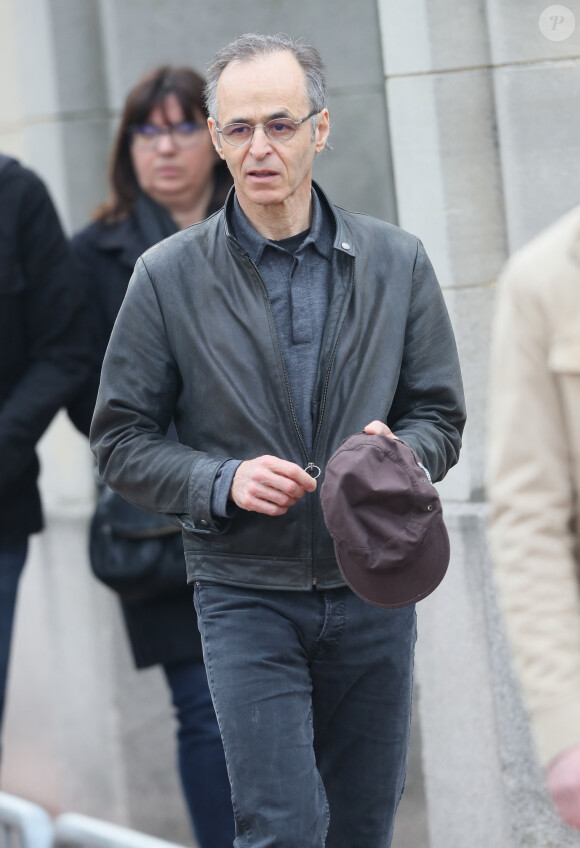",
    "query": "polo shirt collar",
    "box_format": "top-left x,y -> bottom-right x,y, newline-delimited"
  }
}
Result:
230,185 -> 334,265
